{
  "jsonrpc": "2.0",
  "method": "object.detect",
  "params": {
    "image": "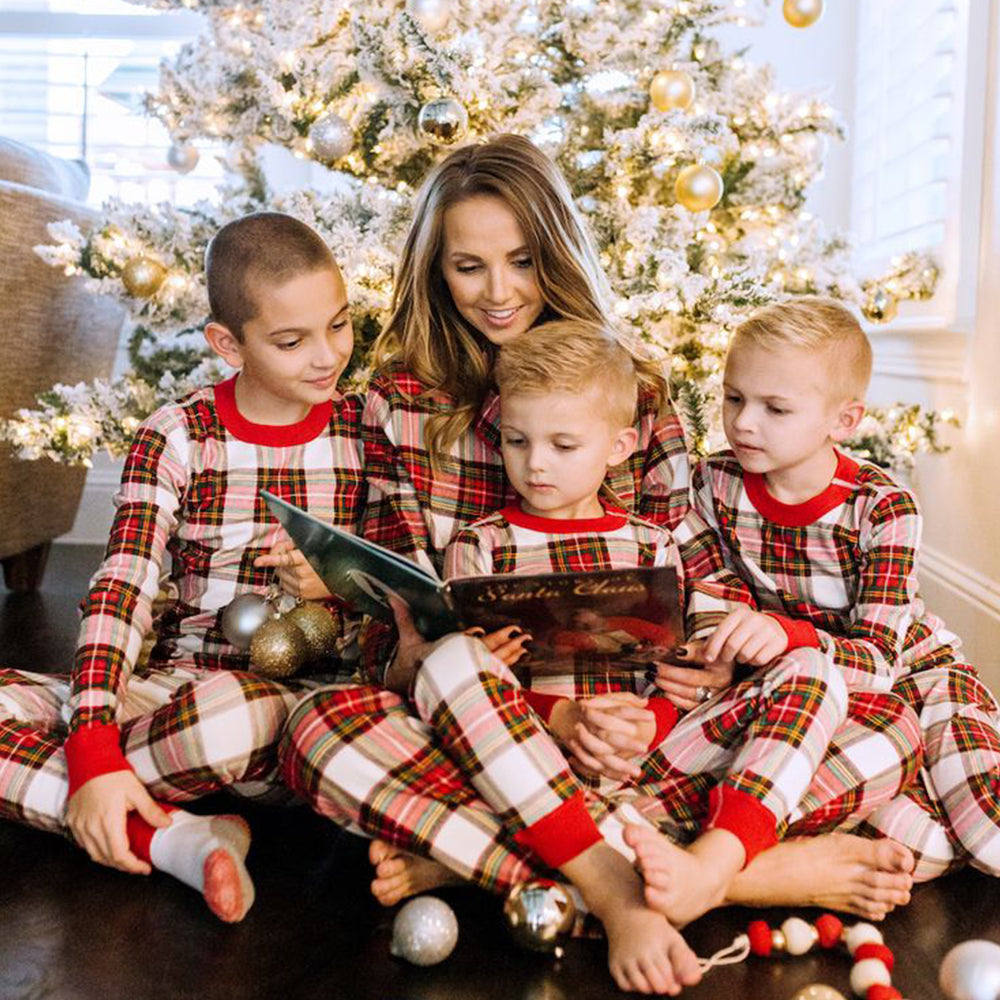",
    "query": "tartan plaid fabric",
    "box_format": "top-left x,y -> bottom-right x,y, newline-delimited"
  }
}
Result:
692,449 -> 965,692
0,662 -> 349,833
68,377 -> 364,735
